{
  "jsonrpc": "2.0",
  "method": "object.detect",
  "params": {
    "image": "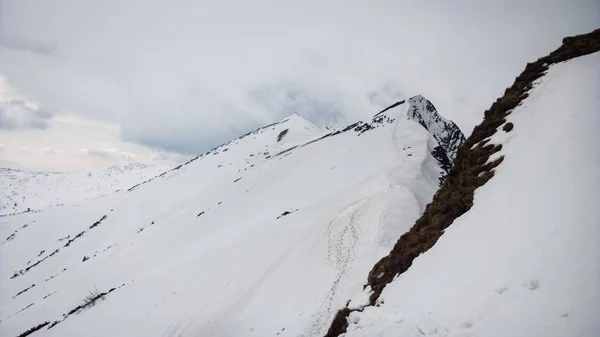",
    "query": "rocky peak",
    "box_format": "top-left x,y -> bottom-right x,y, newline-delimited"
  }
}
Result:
407,95 -> 466,171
